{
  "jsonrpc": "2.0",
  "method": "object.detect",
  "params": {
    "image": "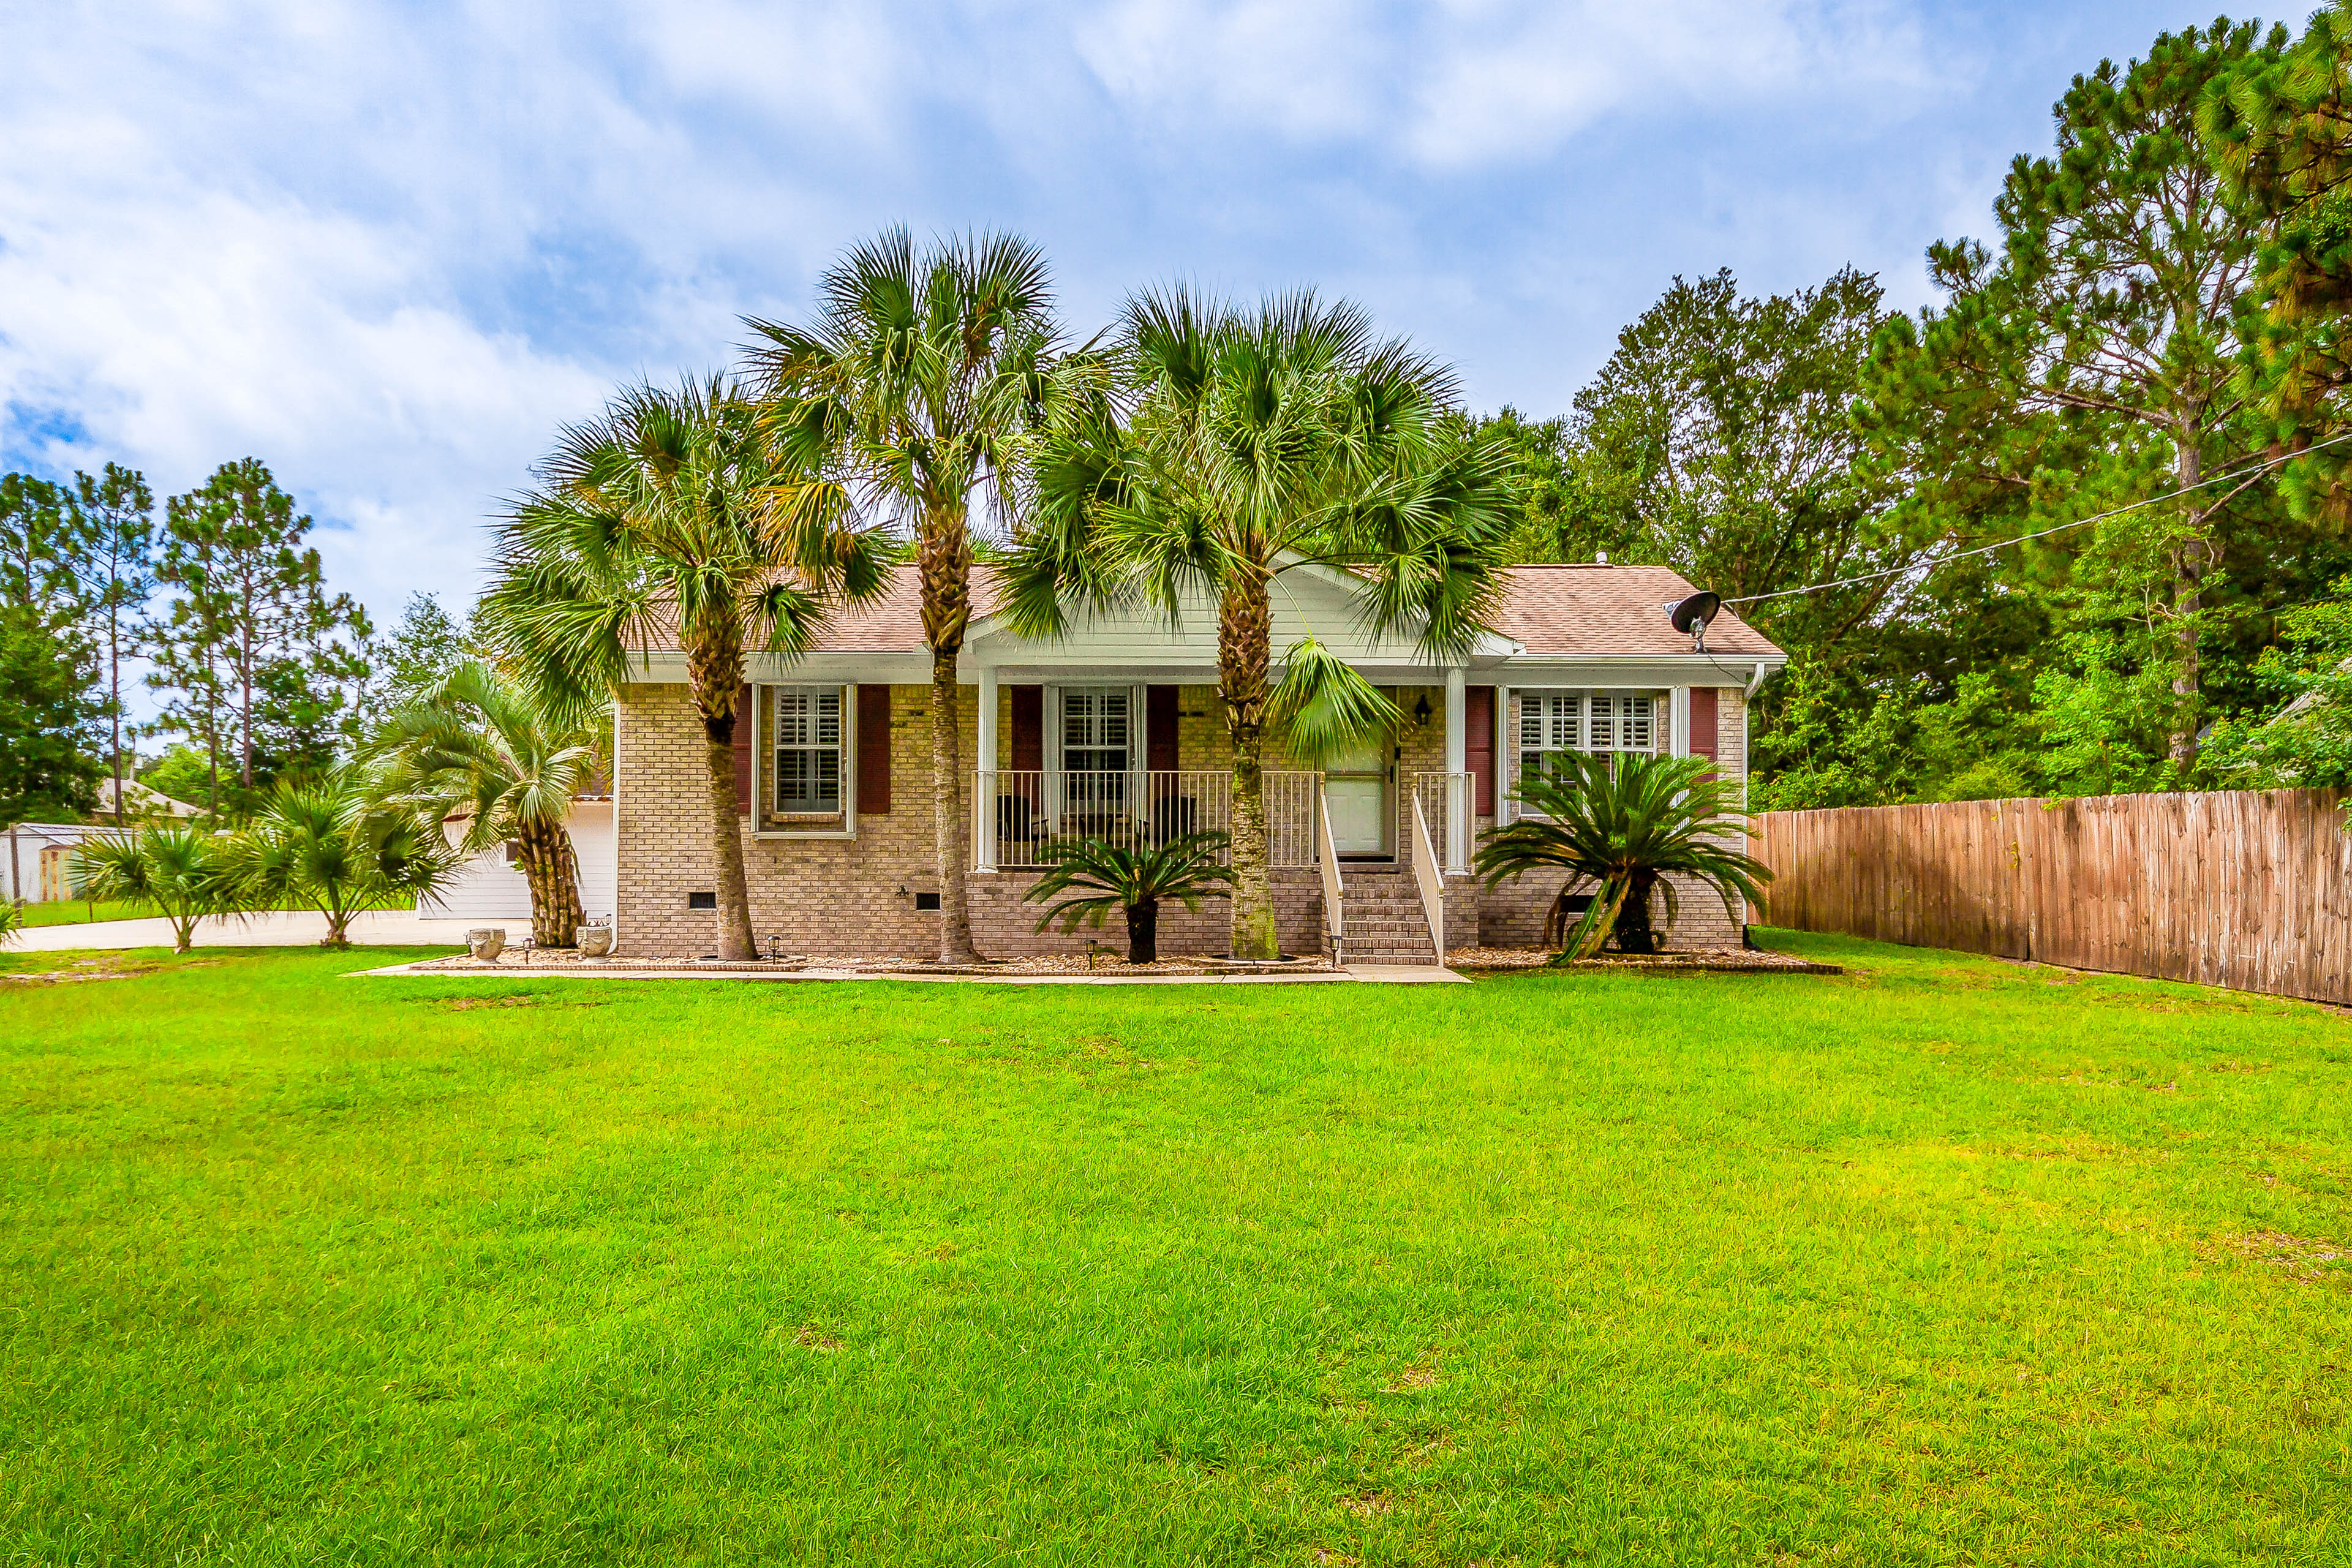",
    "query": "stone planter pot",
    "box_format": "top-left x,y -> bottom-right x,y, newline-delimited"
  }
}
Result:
466,927 -> 507,962
577,924 -> 614,958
